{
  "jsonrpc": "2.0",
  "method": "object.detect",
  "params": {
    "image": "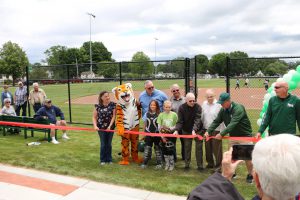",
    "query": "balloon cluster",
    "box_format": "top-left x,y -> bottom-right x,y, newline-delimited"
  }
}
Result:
257,65 -> 300,137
